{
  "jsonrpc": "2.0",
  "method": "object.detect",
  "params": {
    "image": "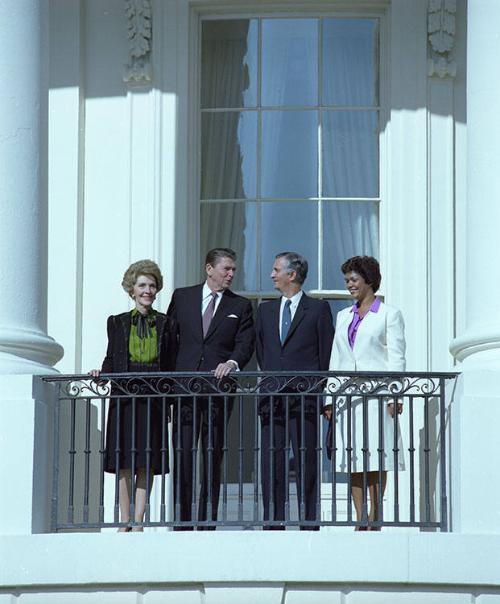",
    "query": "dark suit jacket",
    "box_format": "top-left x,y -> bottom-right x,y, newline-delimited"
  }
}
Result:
255,293 -> 334,414
101,311 -> 177,373
166,284 -> 255,371
256,293 -> 334,372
